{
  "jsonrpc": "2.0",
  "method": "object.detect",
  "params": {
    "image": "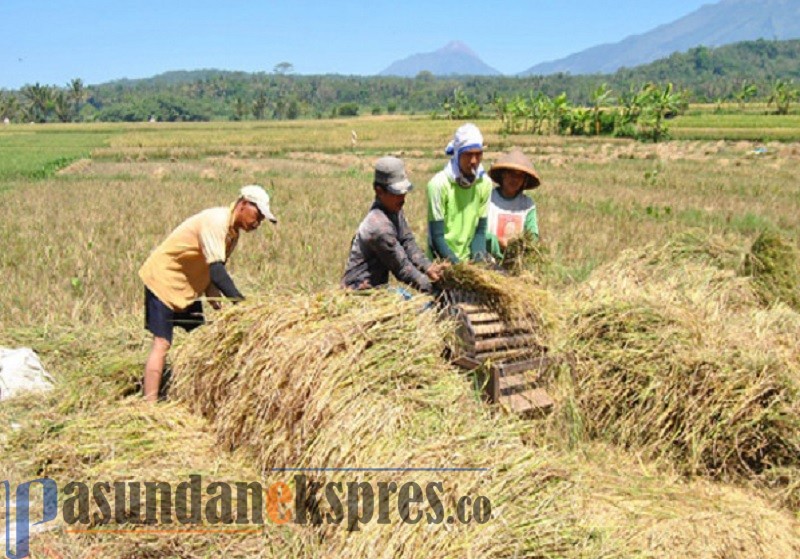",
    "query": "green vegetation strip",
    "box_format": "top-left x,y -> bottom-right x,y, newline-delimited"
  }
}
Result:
0,129 -> 119,180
